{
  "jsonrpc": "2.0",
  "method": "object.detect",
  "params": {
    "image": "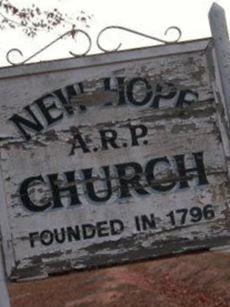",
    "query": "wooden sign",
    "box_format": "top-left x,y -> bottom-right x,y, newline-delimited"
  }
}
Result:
1,26 -> 230,280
